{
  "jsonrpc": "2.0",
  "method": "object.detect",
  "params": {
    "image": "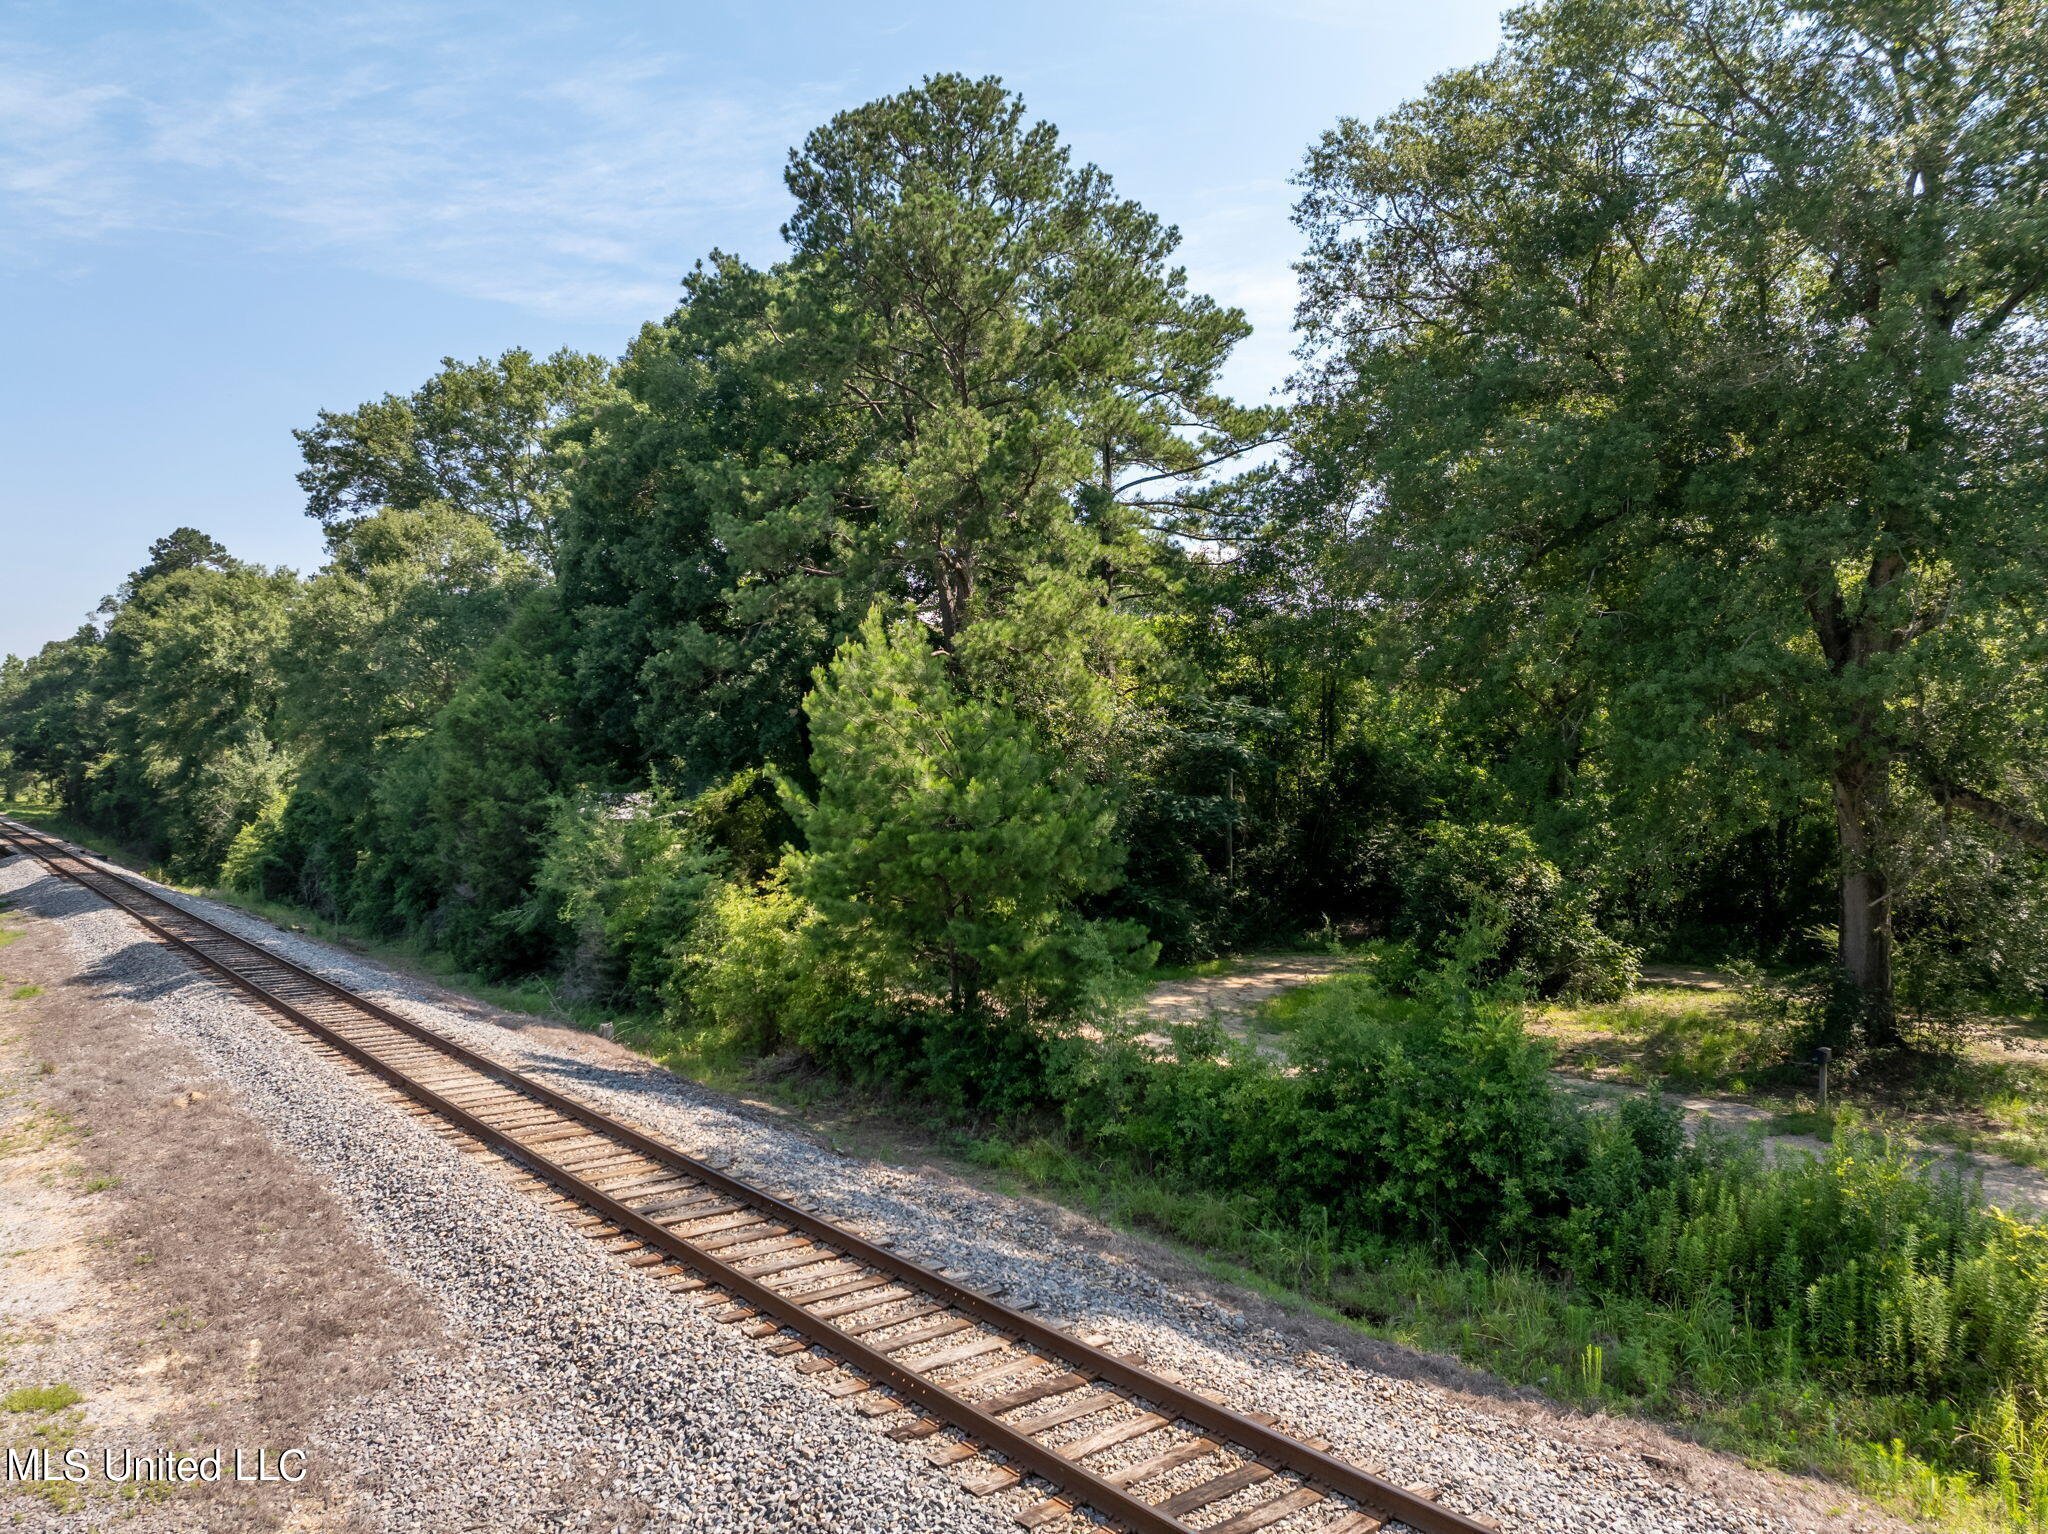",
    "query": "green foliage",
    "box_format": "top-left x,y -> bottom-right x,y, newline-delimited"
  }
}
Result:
559,72 -> 1271,786
420,591 -> 588,972
12,48 -> 2048,1522
218,792 -> 290,895
786,607 -> 1150,1024
1398,823 -> 1639,1001
680,871 -> 836,1052
970,962 -> 2048,1522
1077,986 -> 1574,1245
689,768 -> 799,885
528,786 -> 722,1007
295,347 -> 615,566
